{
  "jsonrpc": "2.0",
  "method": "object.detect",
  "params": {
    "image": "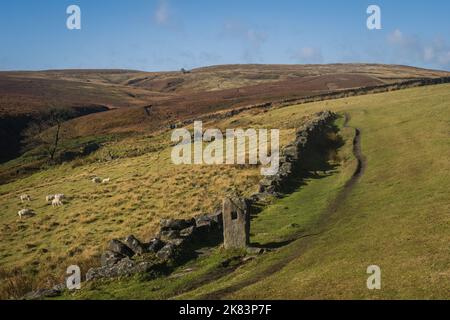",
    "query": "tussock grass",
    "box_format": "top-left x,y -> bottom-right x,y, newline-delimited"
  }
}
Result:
3,84 -> 448,299
0,105 -> 304,295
